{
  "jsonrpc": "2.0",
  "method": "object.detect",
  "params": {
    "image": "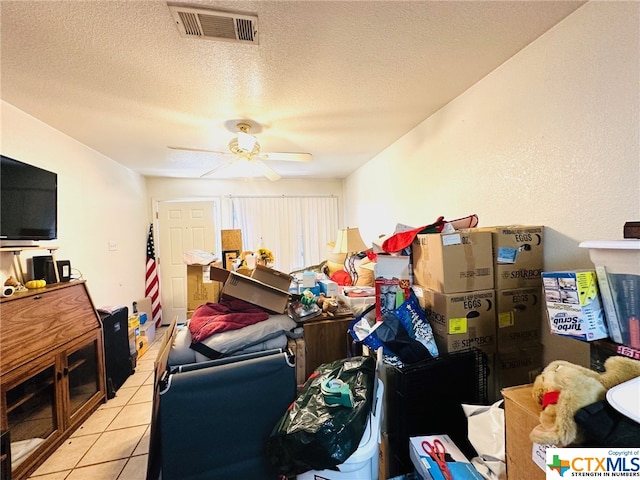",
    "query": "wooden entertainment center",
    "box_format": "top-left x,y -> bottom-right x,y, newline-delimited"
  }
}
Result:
0,280 -> 106,480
